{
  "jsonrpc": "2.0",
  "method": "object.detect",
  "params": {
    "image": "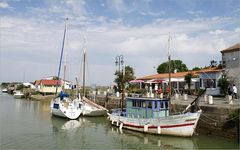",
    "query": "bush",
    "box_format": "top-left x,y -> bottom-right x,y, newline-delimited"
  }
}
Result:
218,77 -> 229,96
